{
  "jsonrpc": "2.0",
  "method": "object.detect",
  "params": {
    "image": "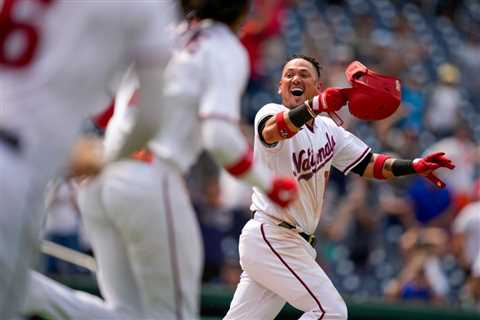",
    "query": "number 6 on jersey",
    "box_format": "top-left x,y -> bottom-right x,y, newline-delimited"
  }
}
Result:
0,0 -> 54,68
